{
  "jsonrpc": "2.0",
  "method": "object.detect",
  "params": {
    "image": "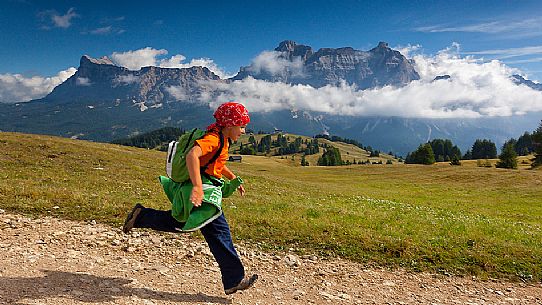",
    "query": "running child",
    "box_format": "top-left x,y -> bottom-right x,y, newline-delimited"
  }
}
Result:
122,101 -> 258,295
